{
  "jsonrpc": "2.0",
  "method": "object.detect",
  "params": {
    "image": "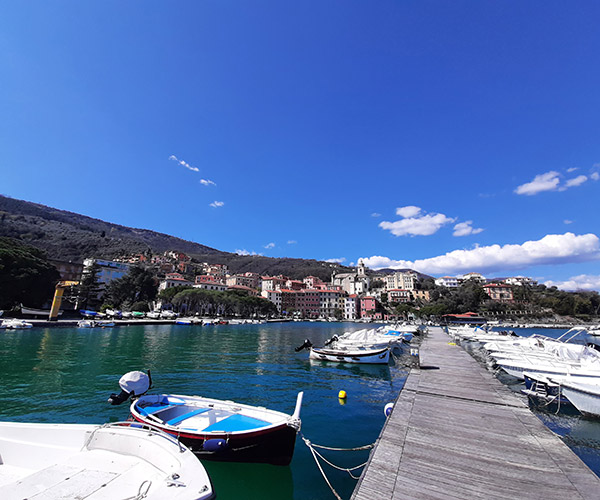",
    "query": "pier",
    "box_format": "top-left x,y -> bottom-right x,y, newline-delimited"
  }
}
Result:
352,327 -> 600,500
